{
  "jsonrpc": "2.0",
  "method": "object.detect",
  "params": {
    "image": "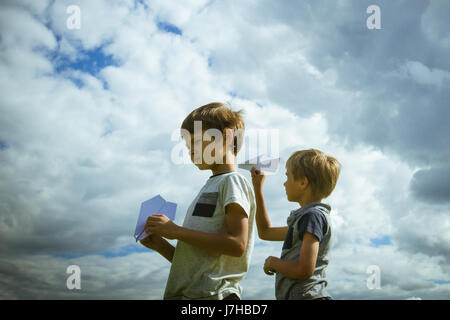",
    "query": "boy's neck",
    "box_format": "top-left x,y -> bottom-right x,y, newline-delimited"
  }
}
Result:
299,200 -> 322,207
210,163 -> 237,176
298,194 -> 323,207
